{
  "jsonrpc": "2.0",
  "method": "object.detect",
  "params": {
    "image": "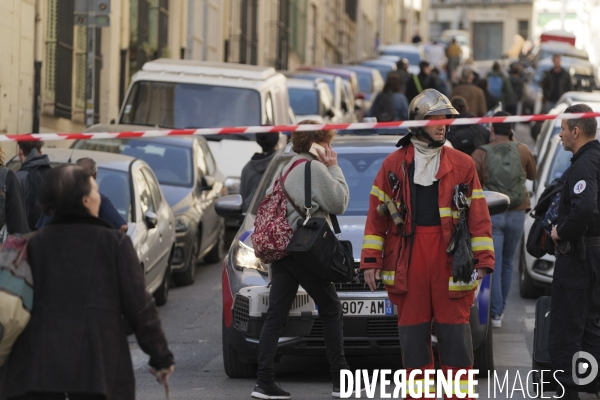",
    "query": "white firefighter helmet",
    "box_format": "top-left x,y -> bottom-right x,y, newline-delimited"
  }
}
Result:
407,89 -> 458,134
